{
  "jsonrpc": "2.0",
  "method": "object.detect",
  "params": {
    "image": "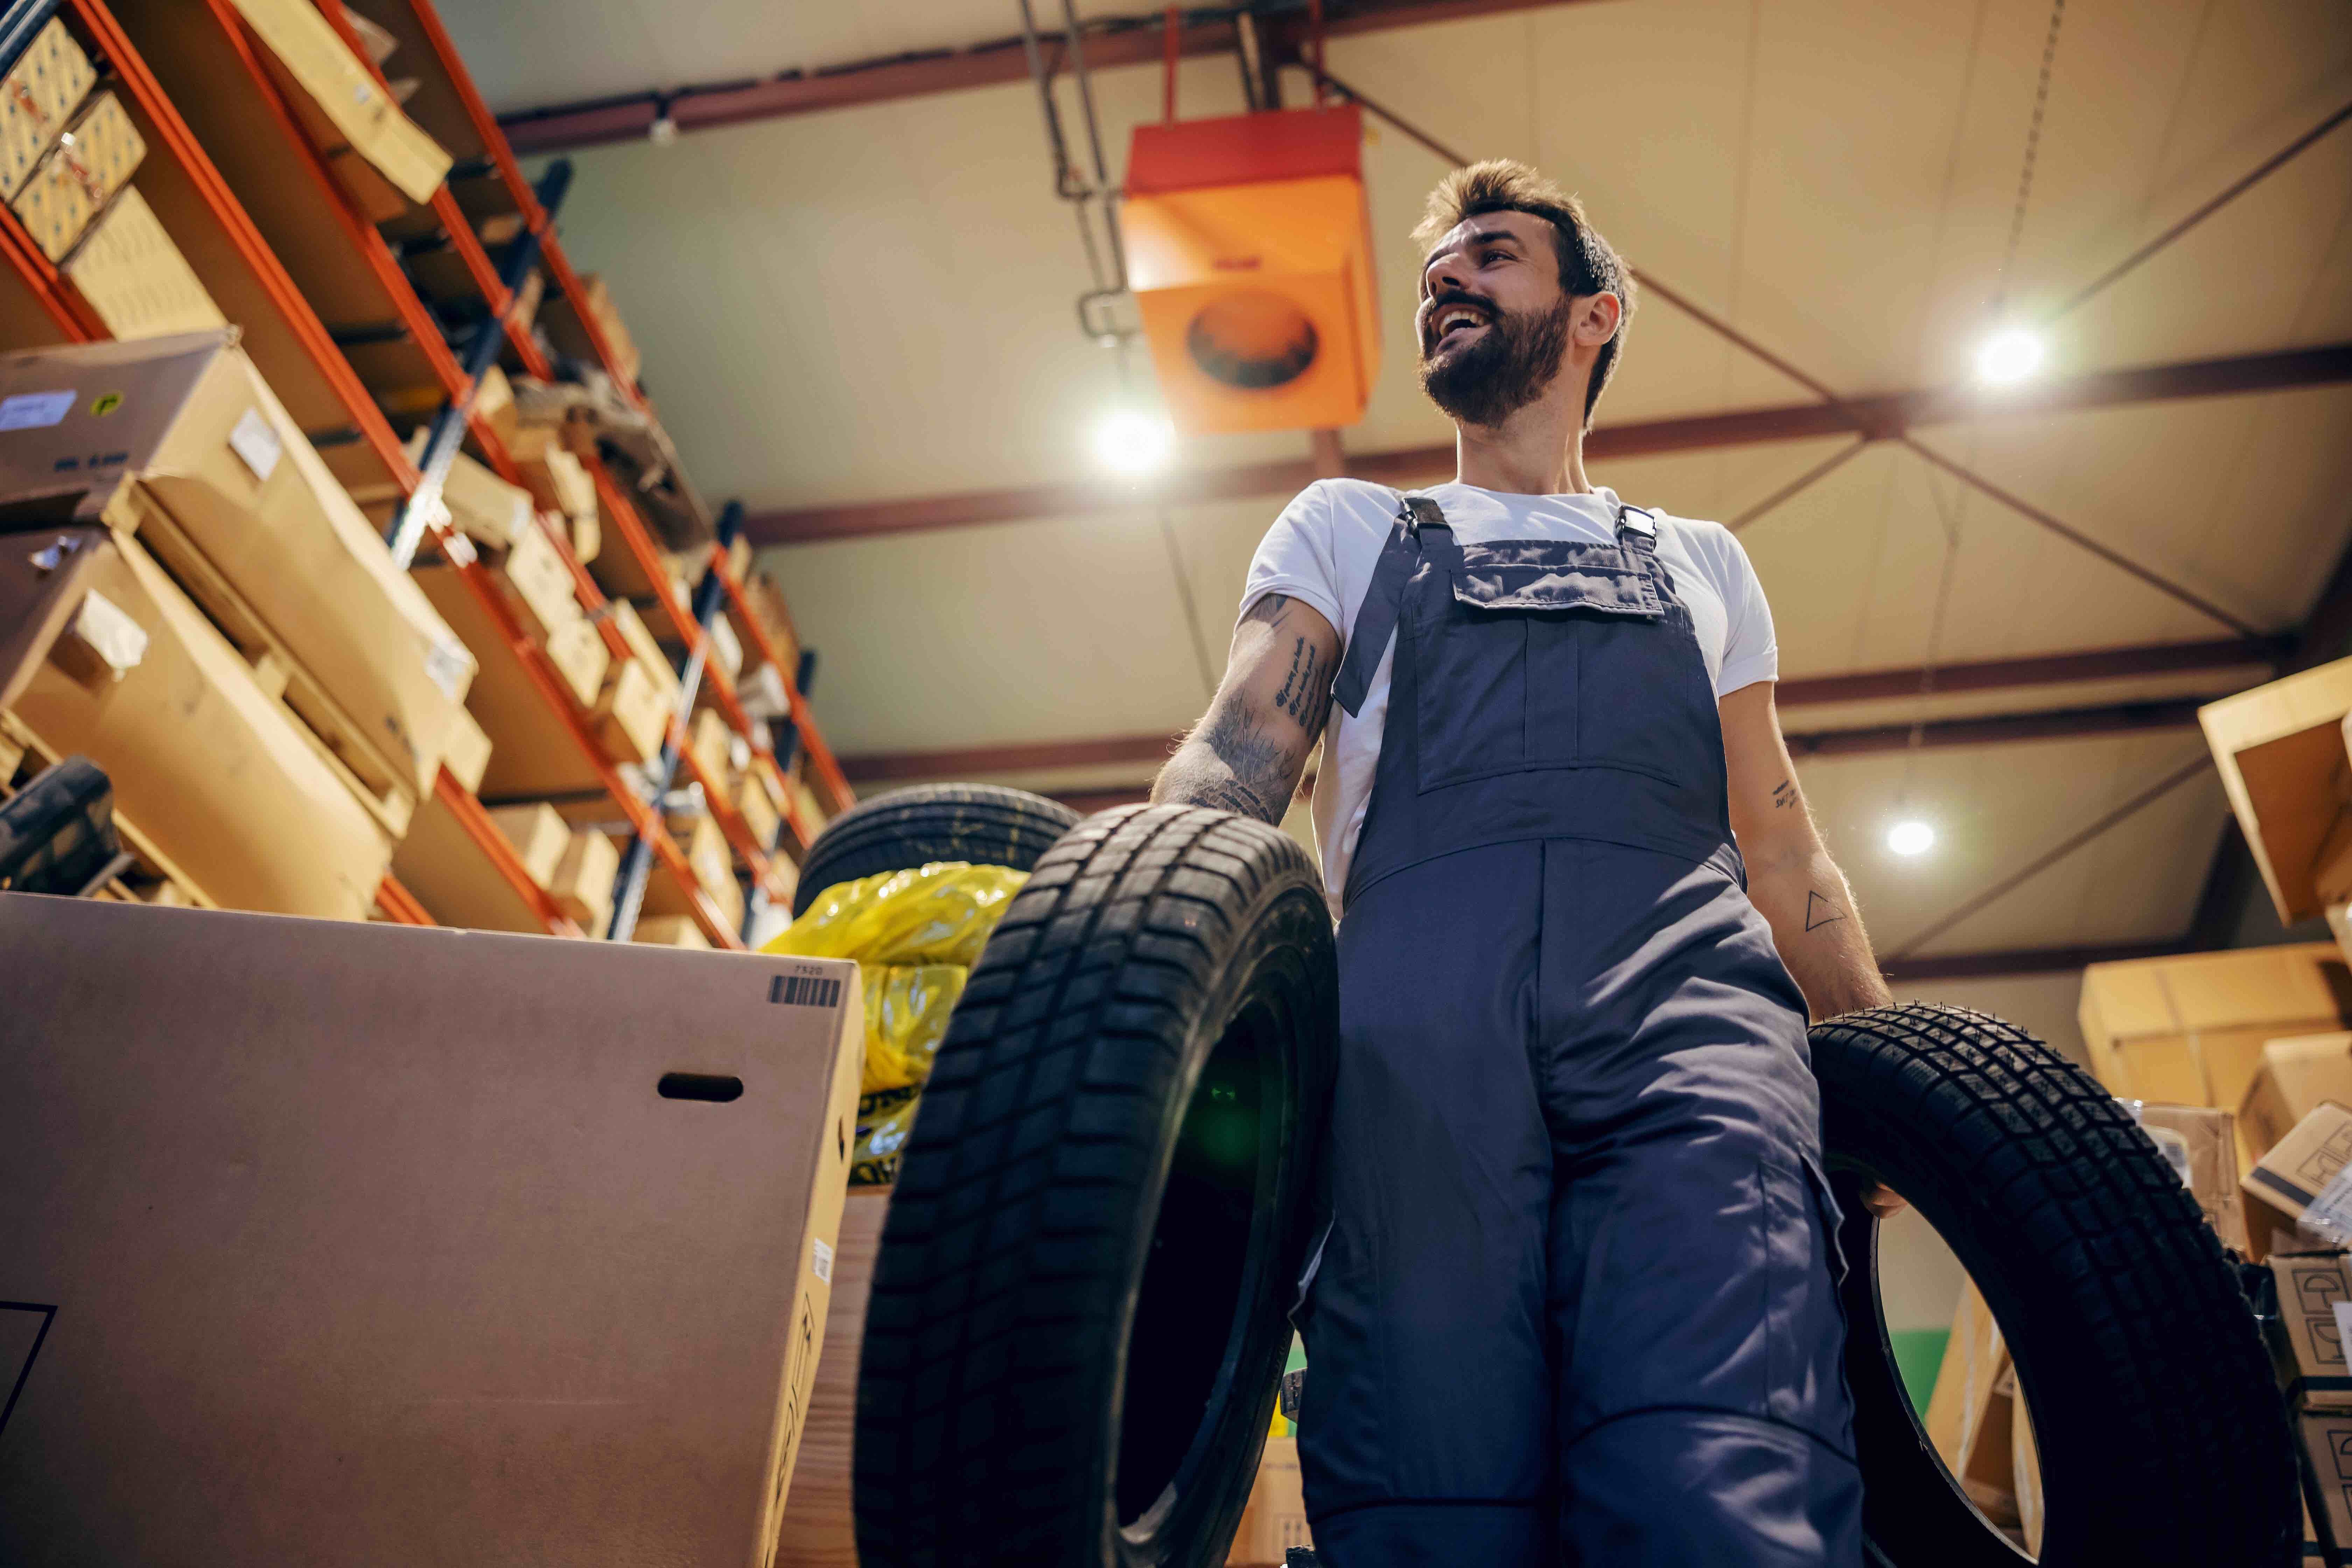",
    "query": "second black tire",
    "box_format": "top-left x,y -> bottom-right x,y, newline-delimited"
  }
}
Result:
853,804 -> 1337,1568
790,783 -> 1081,915
1816,1004 -> 2298,1566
